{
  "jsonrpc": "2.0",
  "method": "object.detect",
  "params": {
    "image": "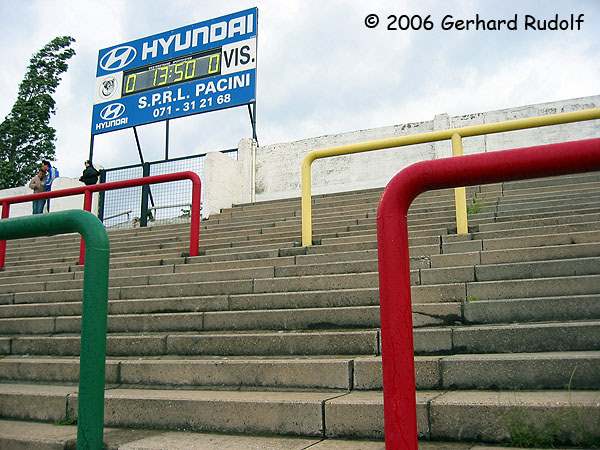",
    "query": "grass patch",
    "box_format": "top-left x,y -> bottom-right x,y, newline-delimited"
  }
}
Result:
505,409 -> 600,448
508,416 -> 561,447
466,197 -> 484,216
466,295 -> 479,302
55,416 -> 77,426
